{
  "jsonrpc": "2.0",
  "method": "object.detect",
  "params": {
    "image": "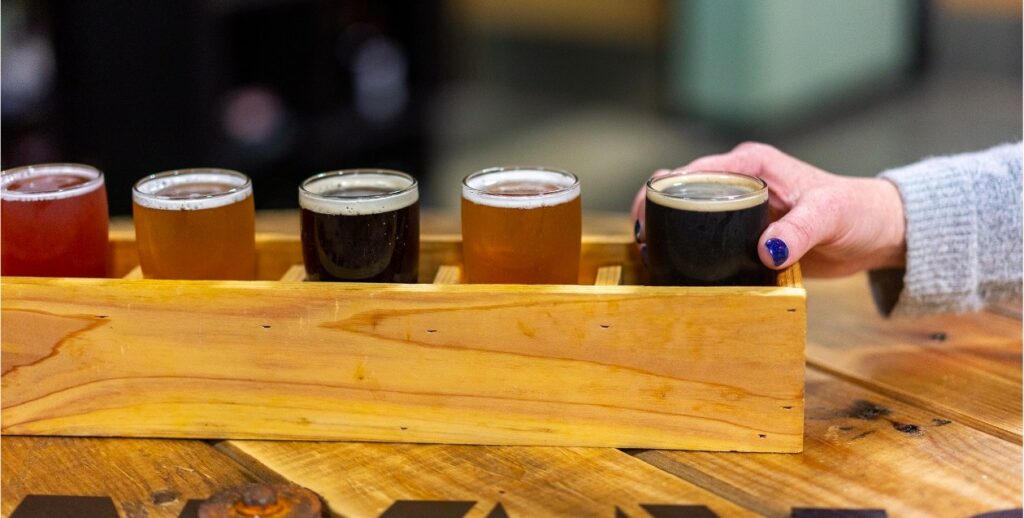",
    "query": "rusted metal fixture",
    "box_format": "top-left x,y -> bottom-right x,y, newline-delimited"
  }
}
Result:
199,483 -> 323,518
